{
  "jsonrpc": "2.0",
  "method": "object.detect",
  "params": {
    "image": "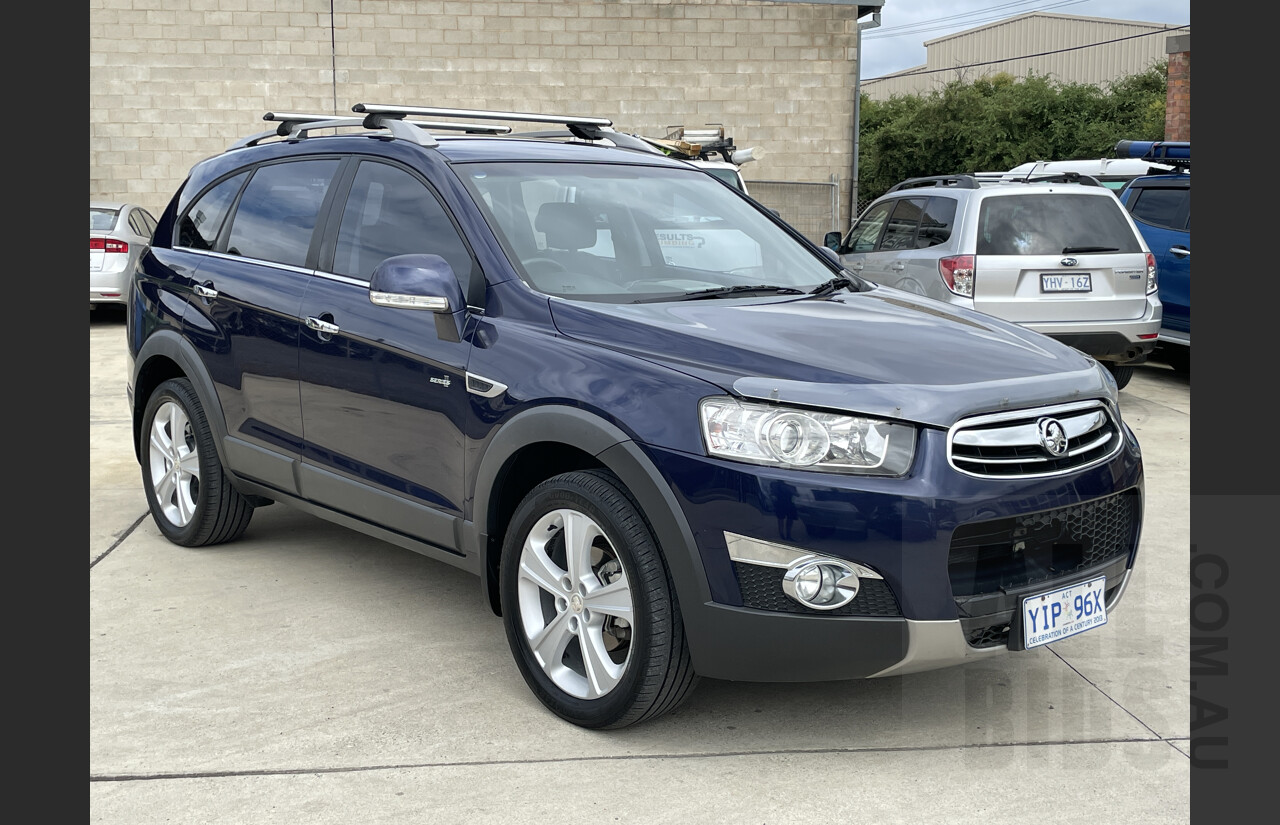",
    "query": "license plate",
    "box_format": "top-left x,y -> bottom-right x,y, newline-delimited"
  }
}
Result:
1022,575 -> 1107,648
1041,273 -> 1091,292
